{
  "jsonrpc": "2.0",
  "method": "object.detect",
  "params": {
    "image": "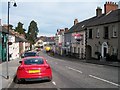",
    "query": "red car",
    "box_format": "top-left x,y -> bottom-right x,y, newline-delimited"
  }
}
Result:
14,56 -> 52,83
